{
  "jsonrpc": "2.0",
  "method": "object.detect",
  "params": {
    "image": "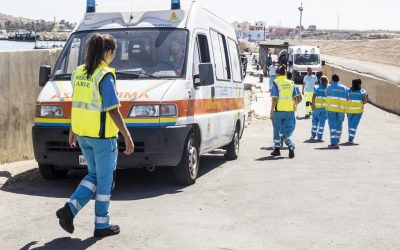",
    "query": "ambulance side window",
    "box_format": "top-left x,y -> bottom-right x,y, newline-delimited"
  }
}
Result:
227,38 -> 242,83
193,34 -> 211,76
210,30 -> 231,81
